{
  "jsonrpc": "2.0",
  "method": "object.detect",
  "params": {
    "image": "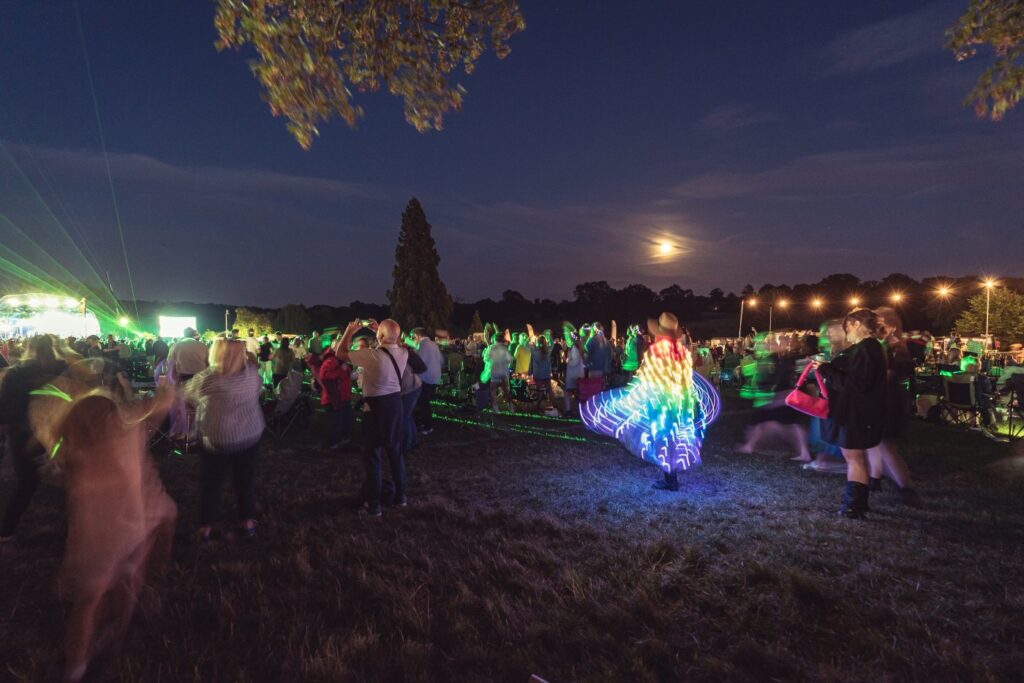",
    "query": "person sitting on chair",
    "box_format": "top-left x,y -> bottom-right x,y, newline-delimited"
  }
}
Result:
962,358 -> 1002,439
